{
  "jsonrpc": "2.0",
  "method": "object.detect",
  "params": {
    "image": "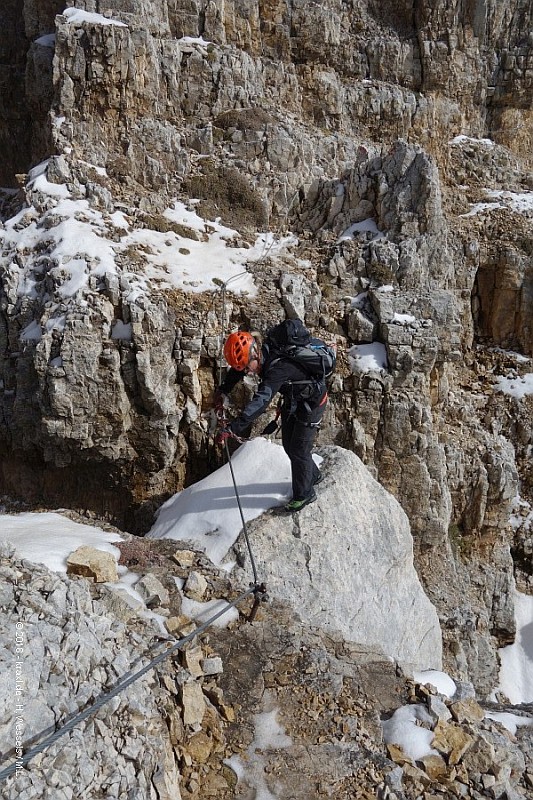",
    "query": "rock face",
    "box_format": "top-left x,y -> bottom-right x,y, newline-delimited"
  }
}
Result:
233,446 -> 442,671
2,535 -> 532,800
0,0 -> 532,698
0,543 -> 184,798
